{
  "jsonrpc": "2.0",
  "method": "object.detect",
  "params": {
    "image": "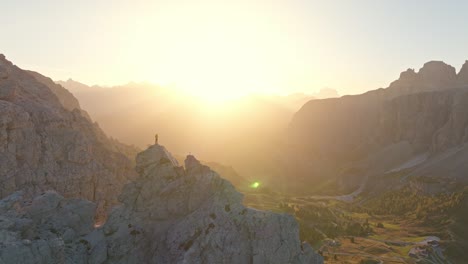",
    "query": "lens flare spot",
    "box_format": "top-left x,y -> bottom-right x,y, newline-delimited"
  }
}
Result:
250,182 -> 260,189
